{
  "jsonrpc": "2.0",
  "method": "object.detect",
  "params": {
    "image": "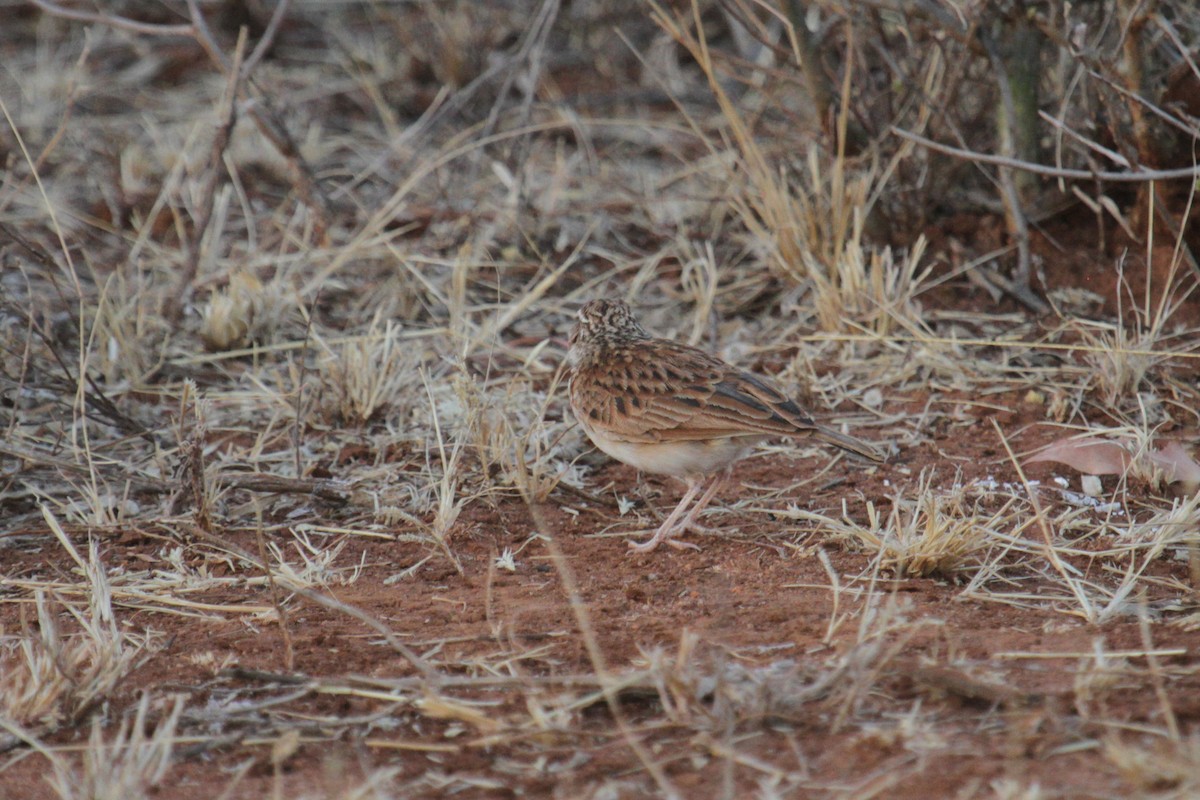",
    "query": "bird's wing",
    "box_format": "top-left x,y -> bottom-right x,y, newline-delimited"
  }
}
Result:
570,339 -> 816,444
